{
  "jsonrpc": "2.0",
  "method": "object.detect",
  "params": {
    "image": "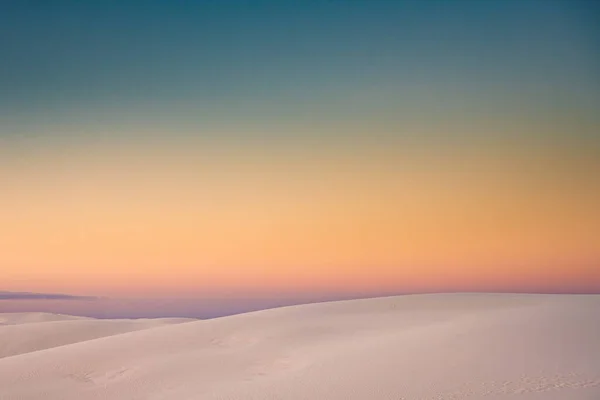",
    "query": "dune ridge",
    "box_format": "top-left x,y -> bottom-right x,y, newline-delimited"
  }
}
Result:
0,293 -> 598,399
0,312 -> 90,326
0,316 -> 195,360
